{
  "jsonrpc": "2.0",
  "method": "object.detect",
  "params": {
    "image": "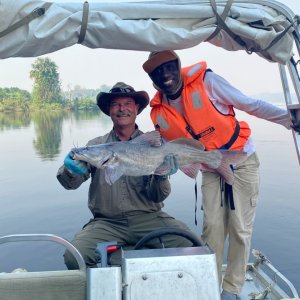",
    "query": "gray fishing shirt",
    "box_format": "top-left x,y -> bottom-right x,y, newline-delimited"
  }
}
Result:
57,128 -> 170,218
